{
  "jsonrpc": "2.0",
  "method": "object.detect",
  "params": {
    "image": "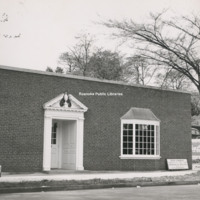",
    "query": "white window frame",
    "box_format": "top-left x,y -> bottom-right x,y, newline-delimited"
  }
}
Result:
120,119 -> 161,159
